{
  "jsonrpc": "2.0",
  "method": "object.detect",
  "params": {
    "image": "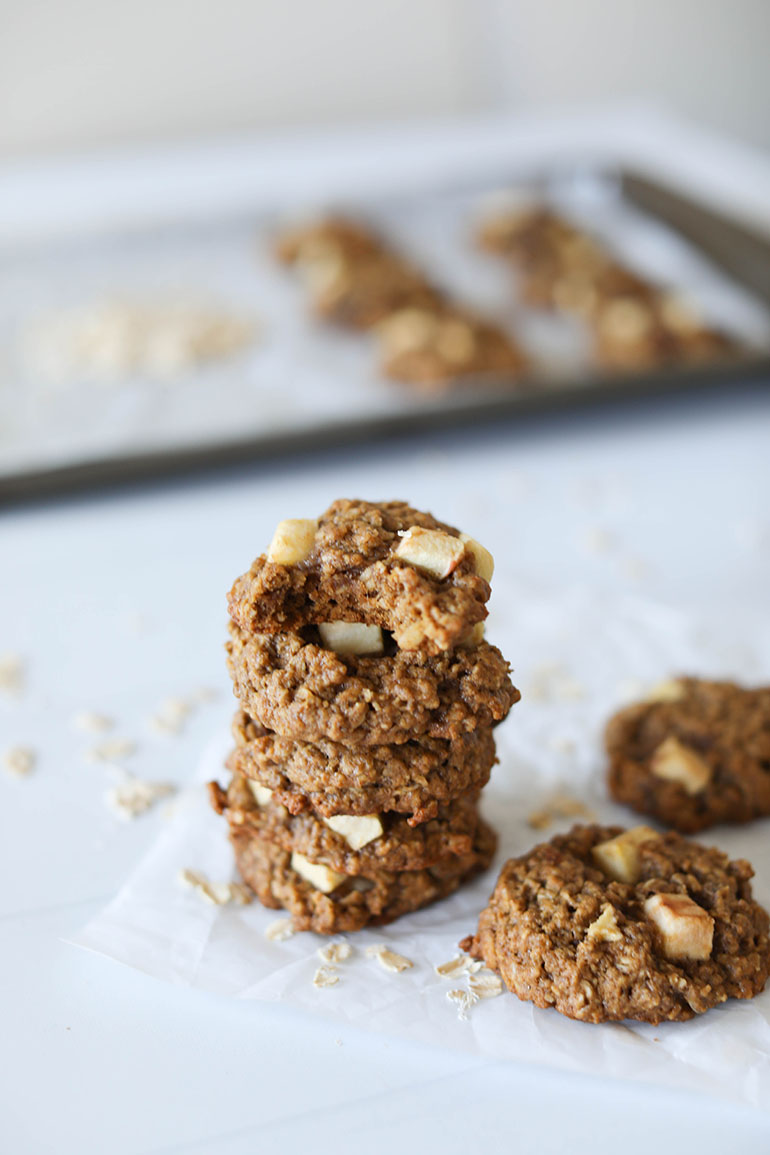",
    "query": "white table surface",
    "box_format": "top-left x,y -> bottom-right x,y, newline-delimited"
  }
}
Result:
2,112 -> 770,1154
